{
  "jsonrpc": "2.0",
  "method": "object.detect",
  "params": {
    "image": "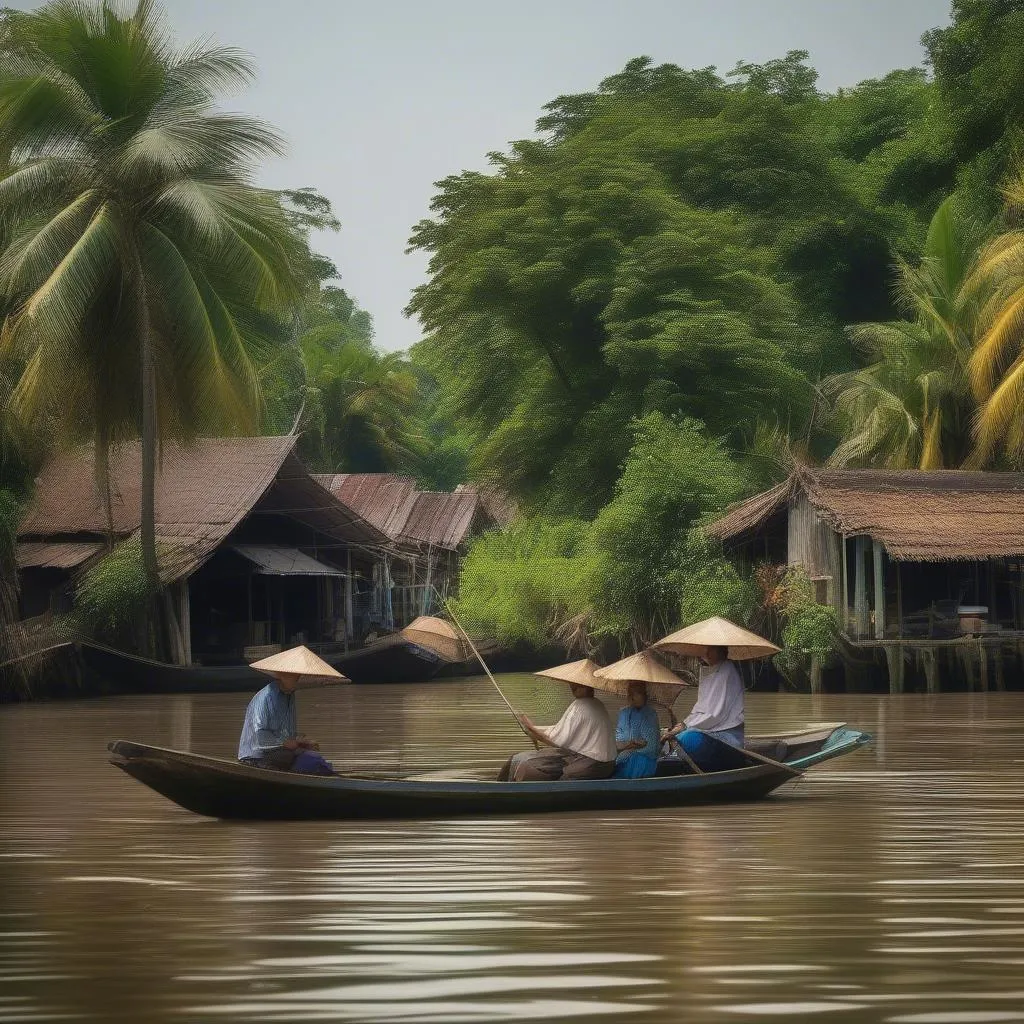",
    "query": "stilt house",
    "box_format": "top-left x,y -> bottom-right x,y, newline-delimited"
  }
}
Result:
15,437 -> 390,664
707,467 -> 1024,692
315,474 -> 508,627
